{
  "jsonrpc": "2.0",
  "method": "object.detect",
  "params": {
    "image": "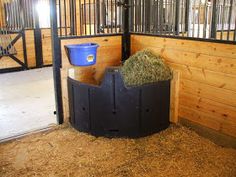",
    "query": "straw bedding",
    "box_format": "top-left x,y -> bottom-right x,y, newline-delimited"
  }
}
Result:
0,124 -> 236,177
